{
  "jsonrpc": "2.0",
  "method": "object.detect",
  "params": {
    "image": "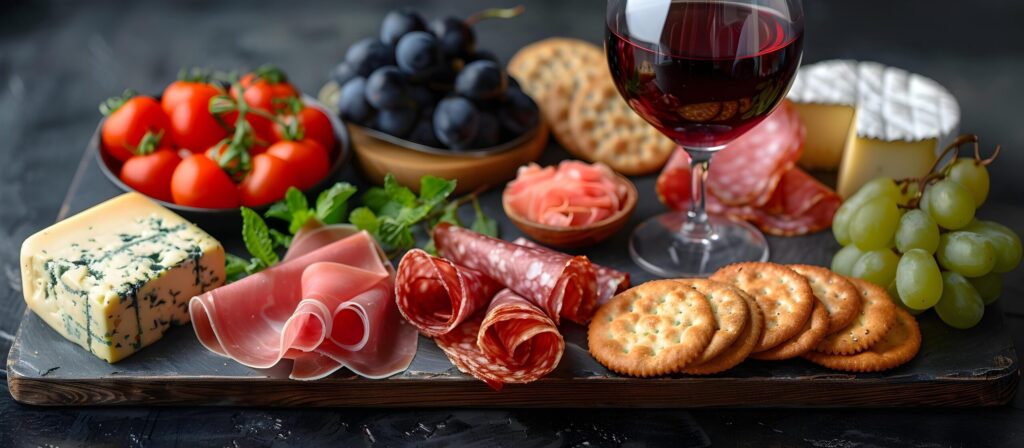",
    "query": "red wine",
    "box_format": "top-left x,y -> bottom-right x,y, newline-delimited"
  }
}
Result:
606,1 -> 803,148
